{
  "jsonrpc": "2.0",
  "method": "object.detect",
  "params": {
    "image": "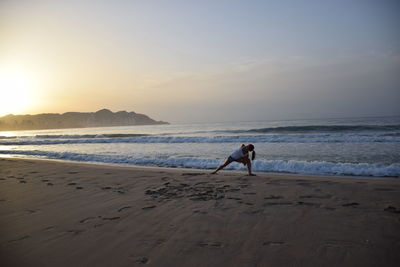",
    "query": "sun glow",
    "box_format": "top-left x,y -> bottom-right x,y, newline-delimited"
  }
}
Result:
0,67 -> 37,116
